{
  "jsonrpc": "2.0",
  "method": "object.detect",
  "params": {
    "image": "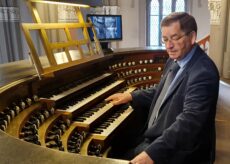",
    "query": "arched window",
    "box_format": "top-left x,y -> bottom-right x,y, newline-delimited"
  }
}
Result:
147,0 -> 188,47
